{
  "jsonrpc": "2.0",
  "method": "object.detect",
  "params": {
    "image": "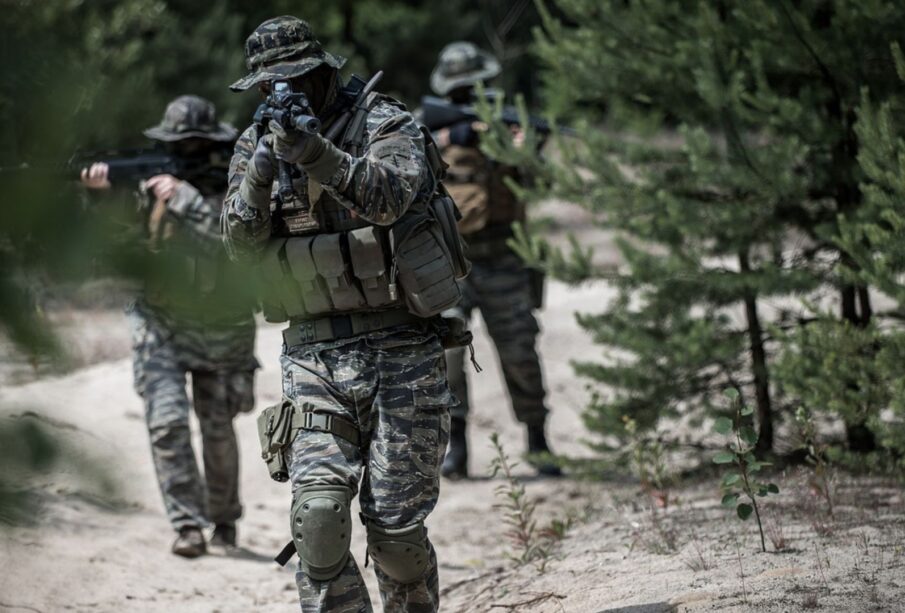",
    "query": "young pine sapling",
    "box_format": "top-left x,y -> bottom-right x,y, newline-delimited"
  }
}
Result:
714,389 -> 780,553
